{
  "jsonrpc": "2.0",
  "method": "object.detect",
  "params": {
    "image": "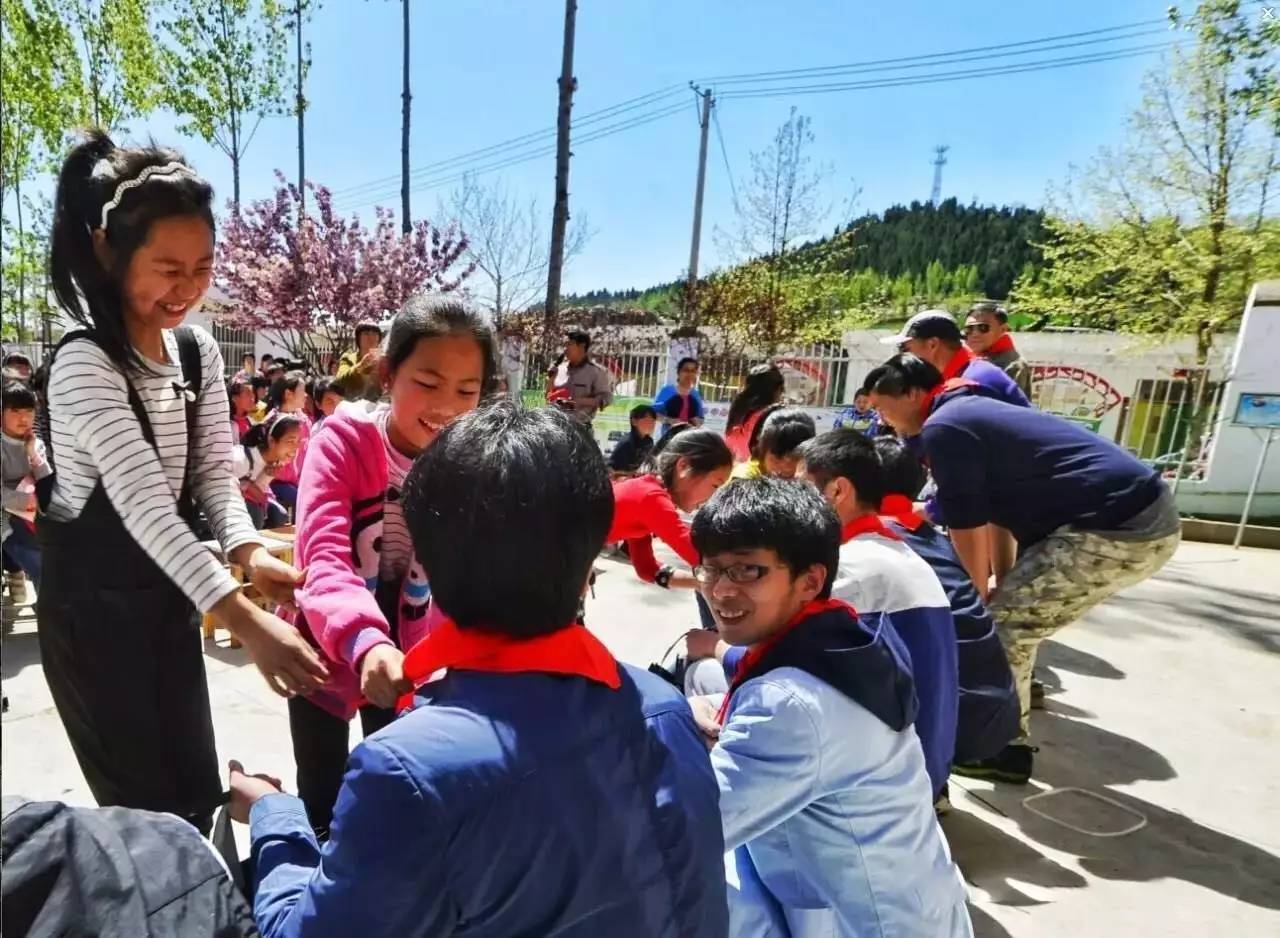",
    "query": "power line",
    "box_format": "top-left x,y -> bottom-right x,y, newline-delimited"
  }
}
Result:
718,42 -> 1175,100
711,104 -> 738,212
697,16 -> 1170,84
328,83 -> 686,200
335,99 -> 691,212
